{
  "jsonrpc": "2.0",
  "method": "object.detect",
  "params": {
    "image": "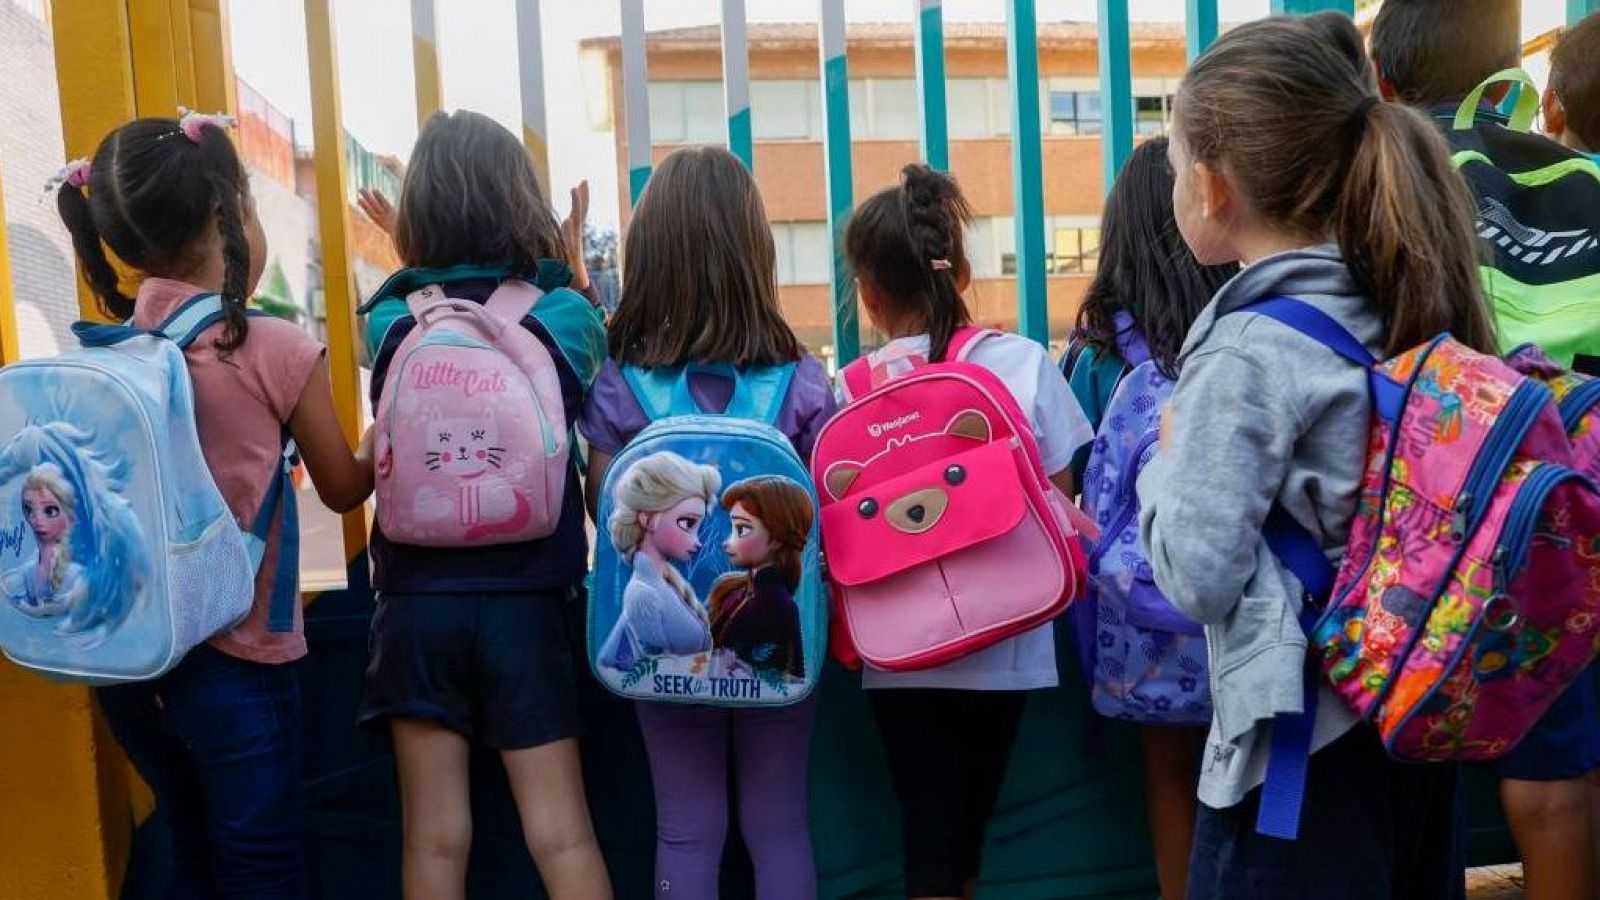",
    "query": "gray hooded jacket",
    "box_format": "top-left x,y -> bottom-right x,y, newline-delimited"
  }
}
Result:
1137,245 -> 1378,809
